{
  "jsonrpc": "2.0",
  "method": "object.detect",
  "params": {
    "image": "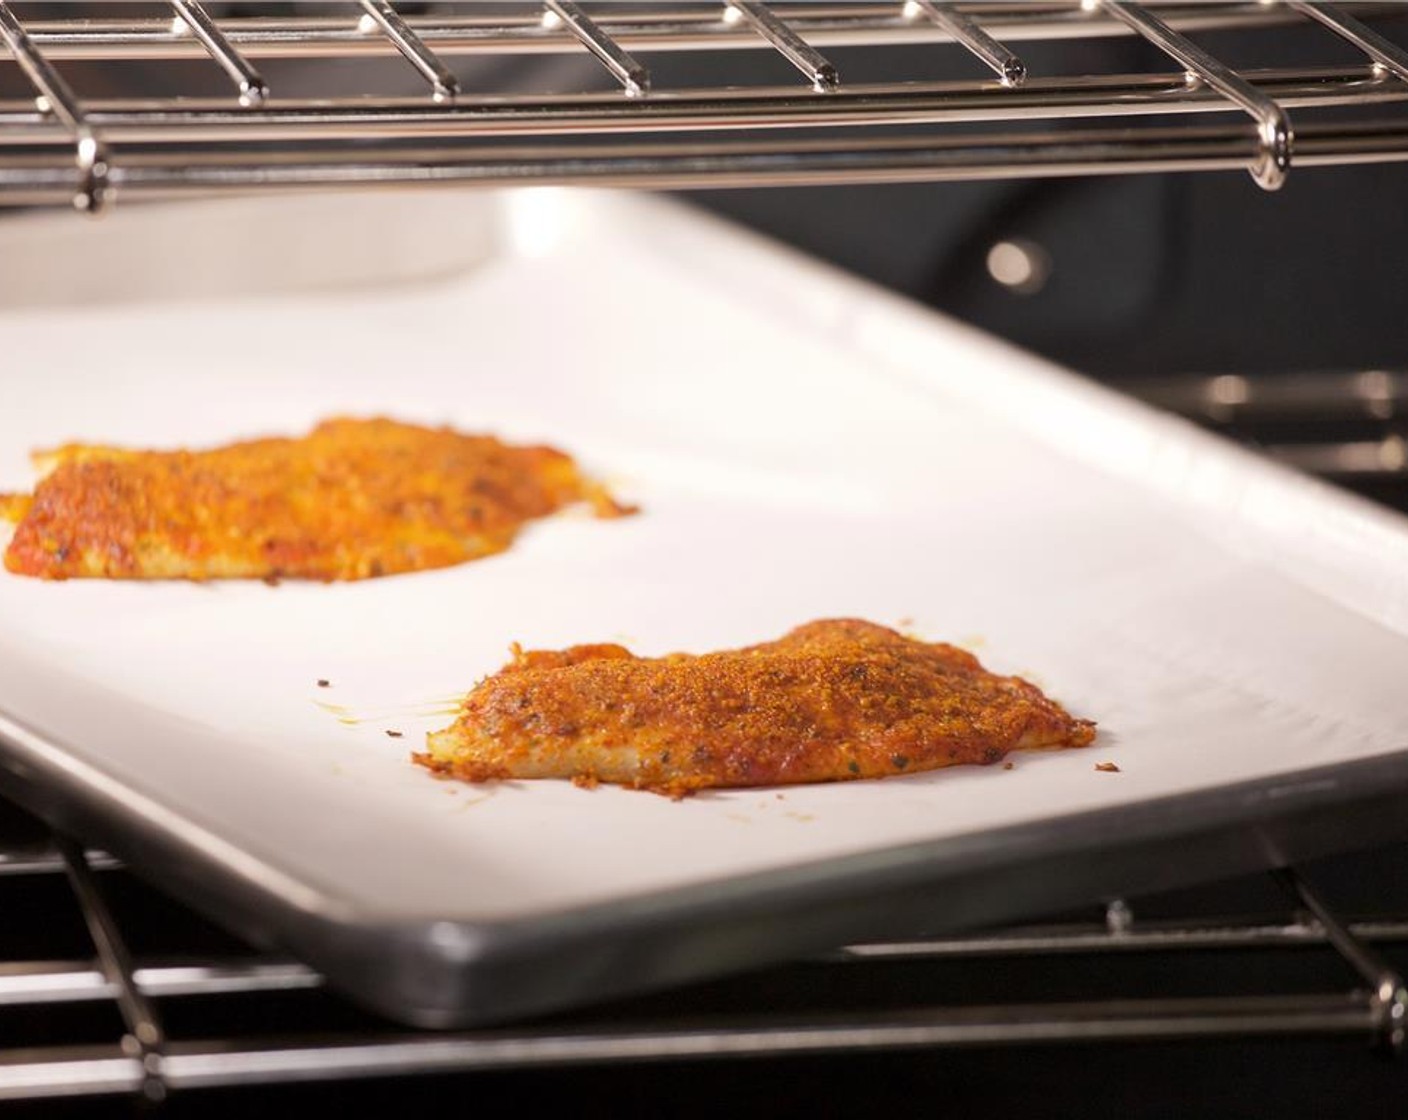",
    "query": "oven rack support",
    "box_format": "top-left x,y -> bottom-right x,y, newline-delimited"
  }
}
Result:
1,2 -> 1407,210
0,811 -> 1405,1103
